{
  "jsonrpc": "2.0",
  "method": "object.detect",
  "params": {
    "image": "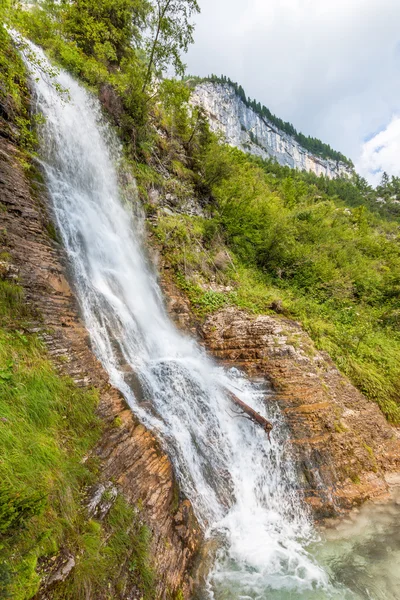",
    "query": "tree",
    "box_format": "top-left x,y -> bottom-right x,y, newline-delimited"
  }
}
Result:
142,0 -> 200,92
377,171 -> 392,201
381,171 -> 390,187
62,0 -> 150,65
